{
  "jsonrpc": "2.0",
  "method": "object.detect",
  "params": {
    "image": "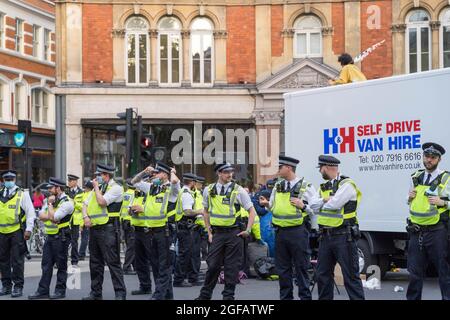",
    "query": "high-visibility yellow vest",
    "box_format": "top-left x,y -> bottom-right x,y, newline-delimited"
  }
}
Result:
44,196 -> 73,235
120,189 -> 135,222
71,192 -> 84,226
175,187 -> 195,222
87,181 -> 123,226
409,170 -> 450,226
207,182 -> 240,227
317,176 -> 362,228
194,189 -> 206,228
0,189 -> 24,234
271,179 -> 309,227
238,207 -> 261,240
133,184 -> 172,228
130,194 -> 145,226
